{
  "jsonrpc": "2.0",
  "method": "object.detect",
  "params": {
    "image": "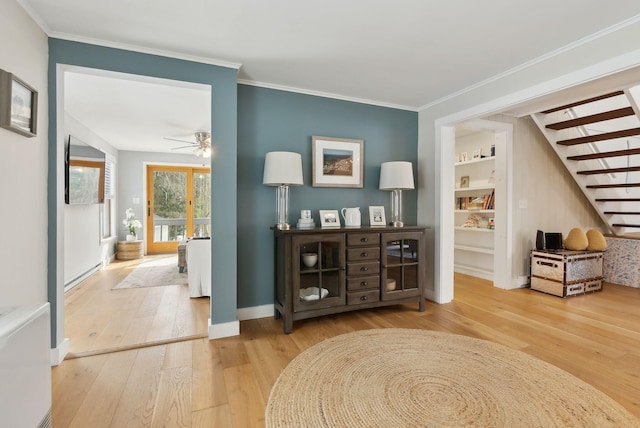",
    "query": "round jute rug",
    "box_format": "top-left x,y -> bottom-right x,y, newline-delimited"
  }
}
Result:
265,329 -> 639,427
